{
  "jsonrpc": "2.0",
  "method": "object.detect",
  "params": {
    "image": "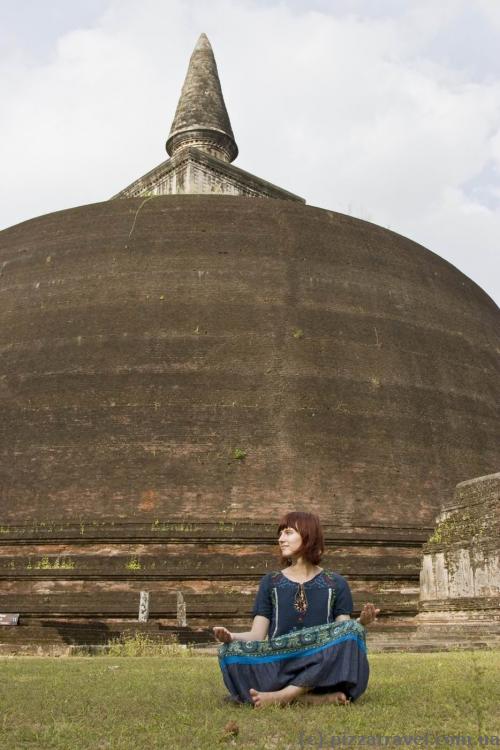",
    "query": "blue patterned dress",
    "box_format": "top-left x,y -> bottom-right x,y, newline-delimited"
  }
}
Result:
218,570 -> 369,704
